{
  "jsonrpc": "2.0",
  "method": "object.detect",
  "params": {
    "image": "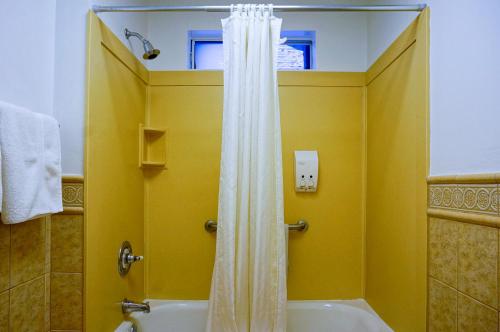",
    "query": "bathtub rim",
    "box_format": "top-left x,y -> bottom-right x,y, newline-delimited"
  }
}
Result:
129,298 -> 392,331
